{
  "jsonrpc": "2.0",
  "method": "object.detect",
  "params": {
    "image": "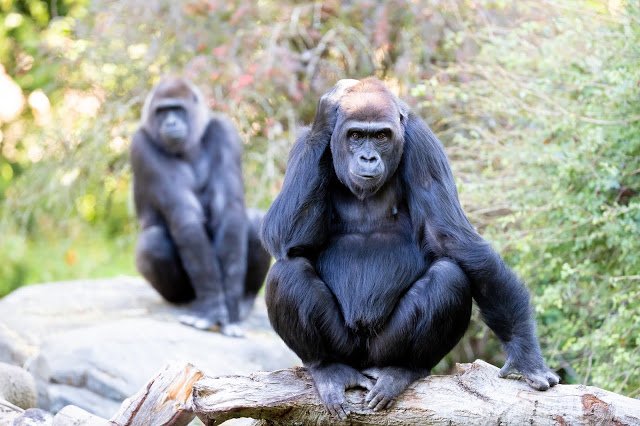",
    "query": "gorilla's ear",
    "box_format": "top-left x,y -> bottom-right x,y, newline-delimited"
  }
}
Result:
396,99 -> 409,125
